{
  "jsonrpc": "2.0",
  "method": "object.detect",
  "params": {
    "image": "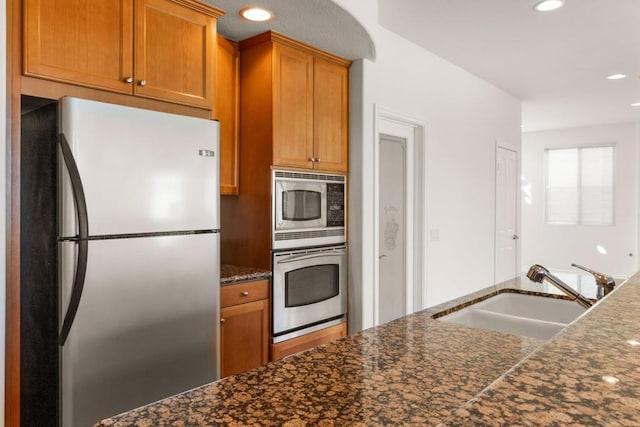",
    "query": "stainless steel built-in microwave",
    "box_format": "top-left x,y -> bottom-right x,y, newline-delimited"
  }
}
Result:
272,170 -> 346,249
